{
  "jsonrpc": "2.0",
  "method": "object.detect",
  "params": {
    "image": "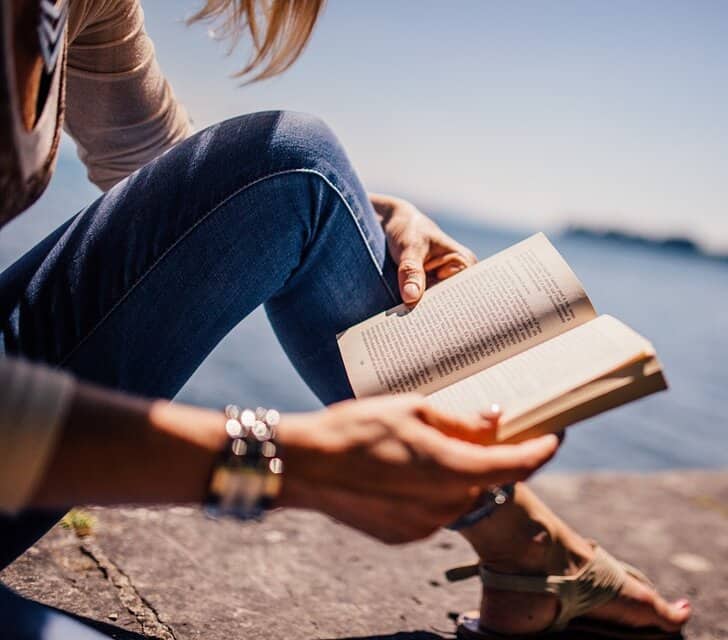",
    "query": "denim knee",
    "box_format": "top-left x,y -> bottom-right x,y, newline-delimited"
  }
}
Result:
206,110 -> 370,233
242,110 -> 354,182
